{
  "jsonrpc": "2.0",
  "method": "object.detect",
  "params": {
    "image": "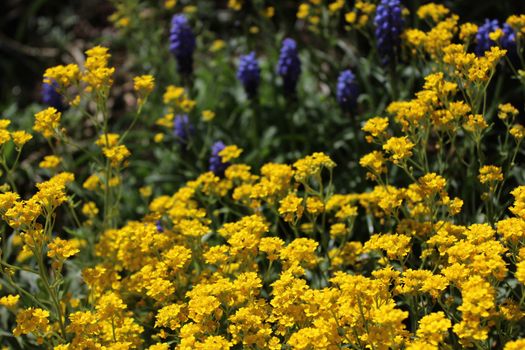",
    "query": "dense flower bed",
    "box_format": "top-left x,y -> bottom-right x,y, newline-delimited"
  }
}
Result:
1,1 -> 525,349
